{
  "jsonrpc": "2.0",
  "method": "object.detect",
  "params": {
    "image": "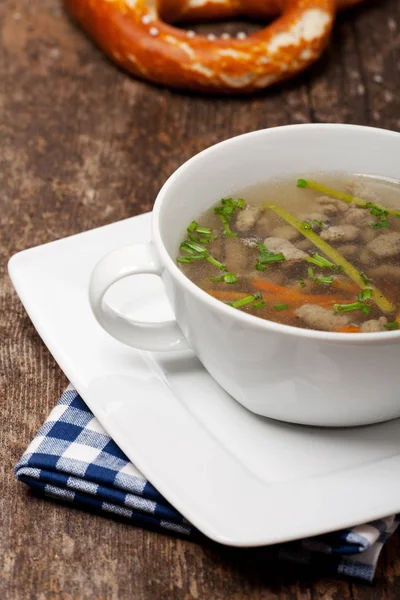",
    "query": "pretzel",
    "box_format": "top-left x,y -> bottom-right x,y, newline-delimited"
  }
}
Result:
65,0 -> 366,94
